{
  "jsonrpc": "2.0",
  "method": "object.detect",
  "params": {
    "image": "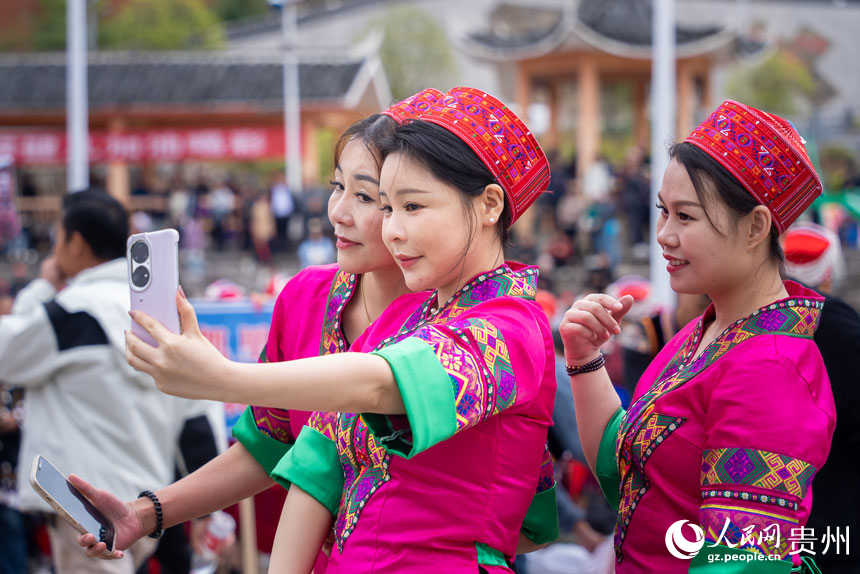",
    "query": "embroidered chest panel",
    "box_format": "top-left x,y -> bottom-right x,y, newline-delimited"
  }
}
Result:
334,413 -> 390,550
333,265 -> 538,550
612,297 -> 822,562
